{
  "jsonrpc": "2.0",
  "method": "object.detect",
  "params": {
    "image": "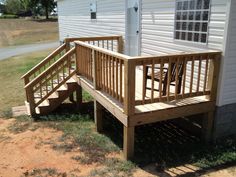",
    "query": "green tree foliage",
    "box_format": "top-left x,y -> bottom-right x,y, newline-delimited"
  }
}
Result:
4,0 -> 56,19
5,0 -> 23,14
